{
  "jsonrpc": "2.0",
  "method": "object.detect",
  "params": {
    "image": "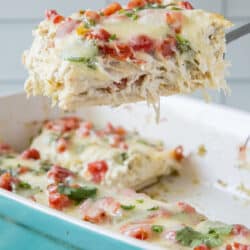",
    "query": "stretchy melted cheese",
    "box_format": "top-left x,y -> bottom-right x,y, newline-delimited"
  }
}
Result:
23,0 -> 232,112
